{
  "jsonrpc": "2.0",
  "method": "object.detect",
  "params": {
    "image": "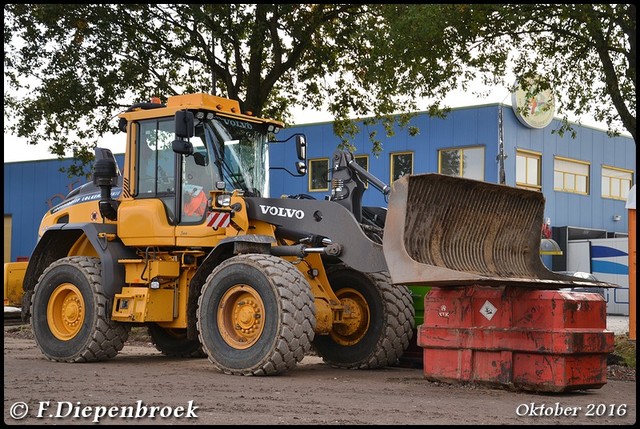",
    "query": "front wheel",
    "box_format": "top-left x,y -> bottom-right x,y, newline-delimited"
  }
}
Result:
313,264 -> 414,369
30,256 -> 130,362
196,254 -> 316,375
